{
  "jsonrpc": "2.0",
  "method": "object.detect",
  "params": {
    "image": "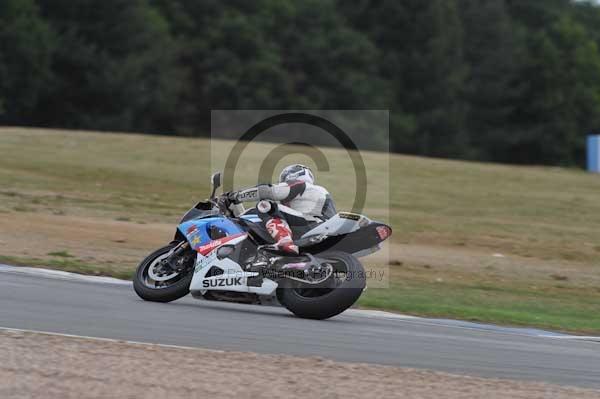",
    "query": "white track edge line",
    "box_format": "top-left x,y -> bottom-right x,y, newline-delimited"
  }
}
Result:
0,264 -> 131,285
0,326 -> 224,353
538,335 -> 600,341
